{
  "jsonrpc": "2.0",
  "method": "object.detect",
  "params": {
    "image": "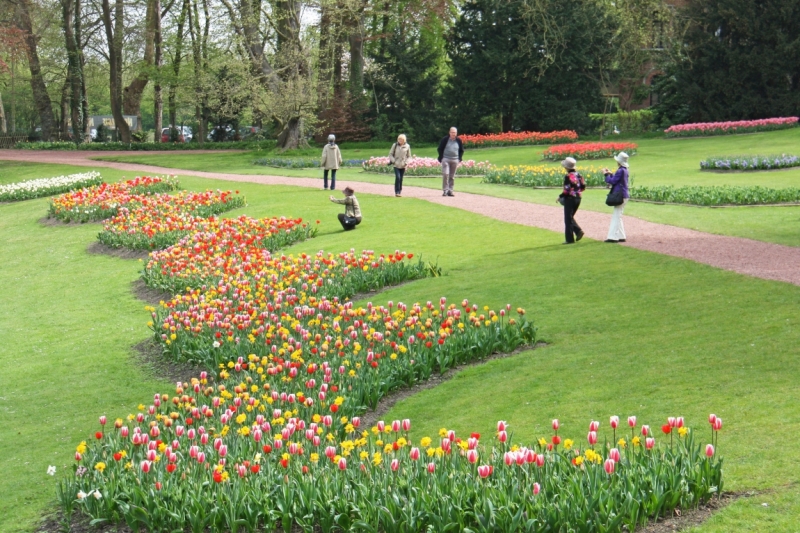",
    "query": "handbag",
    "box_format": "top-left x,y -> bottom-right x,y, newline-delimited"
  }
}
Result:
605,170 -> 627,206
